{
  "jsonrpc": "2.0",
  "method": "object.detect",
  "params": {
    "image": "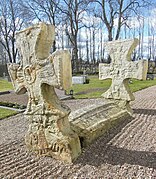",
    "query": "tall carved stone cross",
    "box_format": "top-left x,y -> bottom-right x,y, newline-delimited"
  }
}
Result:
99,38 -> 148,112
8,23 -> 81,163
